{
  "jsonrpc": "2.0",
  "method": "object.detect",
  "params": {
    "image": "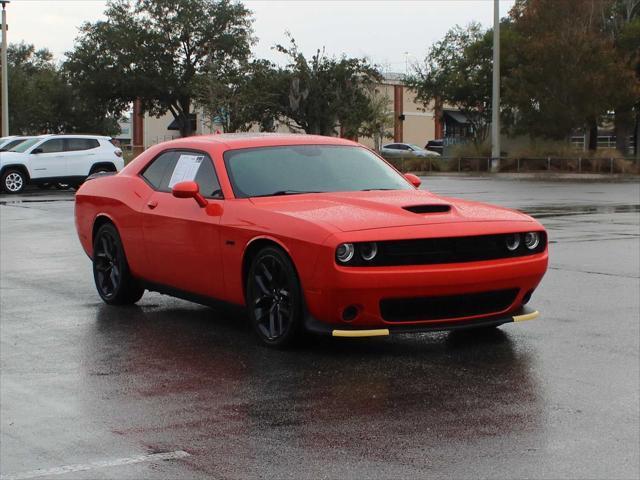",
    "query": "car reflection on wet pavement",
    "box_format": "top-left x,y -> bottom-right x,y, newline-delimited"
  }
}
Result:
1,178 -> 639,479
